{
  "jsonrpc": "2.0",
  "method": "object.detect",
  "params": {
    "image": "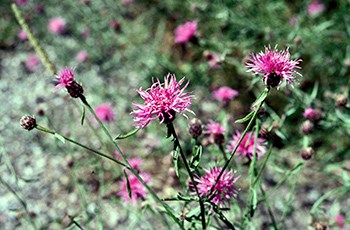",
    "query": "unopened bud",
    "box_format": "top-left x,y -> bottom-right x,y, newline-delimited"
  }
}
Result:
213,133 -> 225,145
20,115 -> 36,131
335,94 -> 348,107
66,81 -> 84,98
301,120 -> 314,135
188,118 -> 202,138
301,147 -> 314,160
